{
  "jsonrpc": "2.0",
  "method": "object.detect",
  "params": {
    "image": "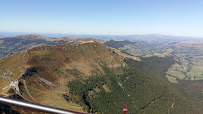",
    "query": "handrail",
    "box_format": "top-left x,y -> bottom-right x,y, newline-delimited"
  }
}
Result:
0,96 -> 85,114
